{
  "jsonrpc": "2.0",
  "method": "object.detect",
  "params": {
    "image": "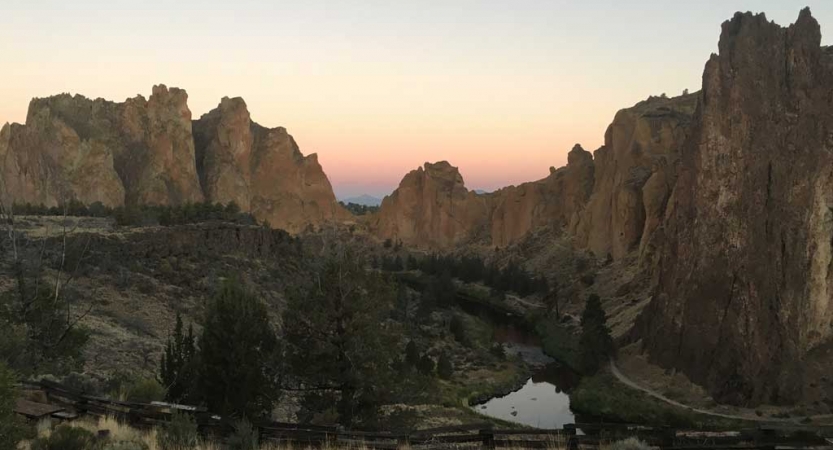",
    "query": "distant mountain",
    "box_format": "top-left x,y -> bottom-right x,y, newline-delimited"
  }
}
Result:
340,194 -> 382,207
